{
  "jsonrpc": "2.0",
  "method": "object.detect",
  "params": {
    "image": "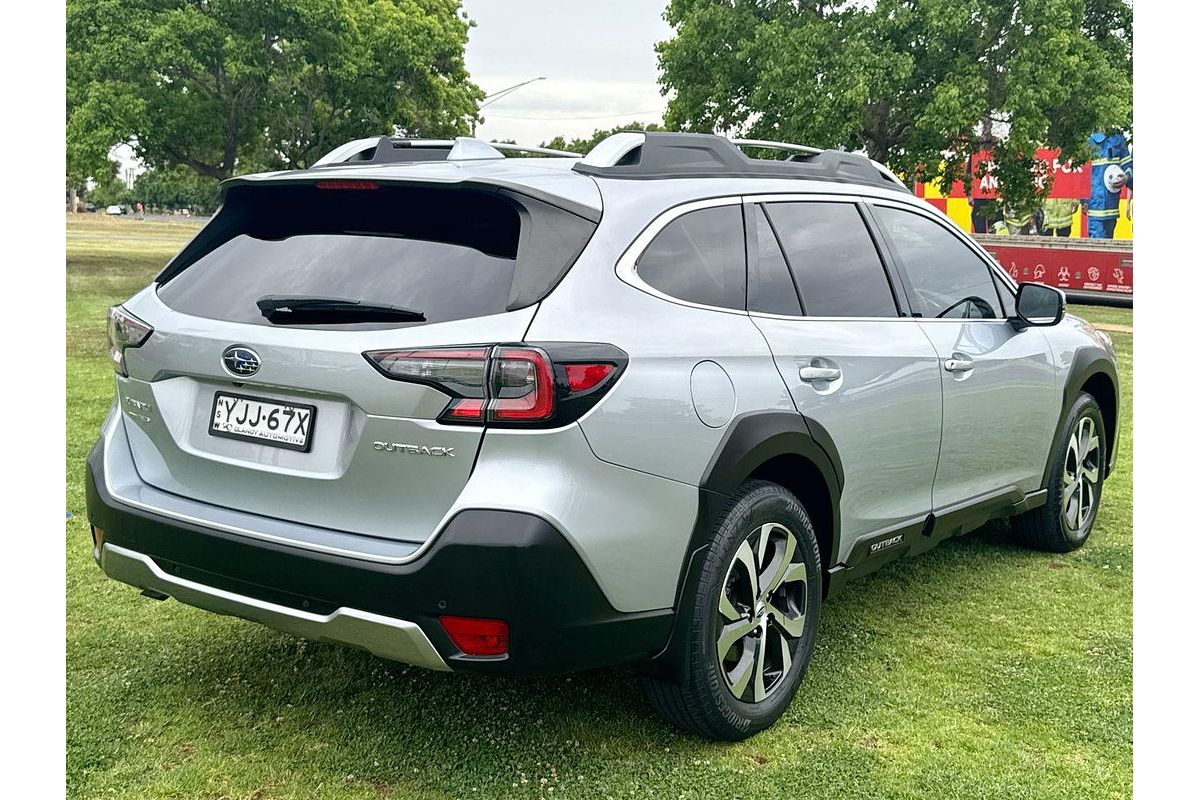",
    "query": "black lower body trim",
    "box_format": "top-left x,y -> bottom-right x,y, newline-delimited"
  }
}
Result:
85,444 -> 672,676
825,487 -> 1048,596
